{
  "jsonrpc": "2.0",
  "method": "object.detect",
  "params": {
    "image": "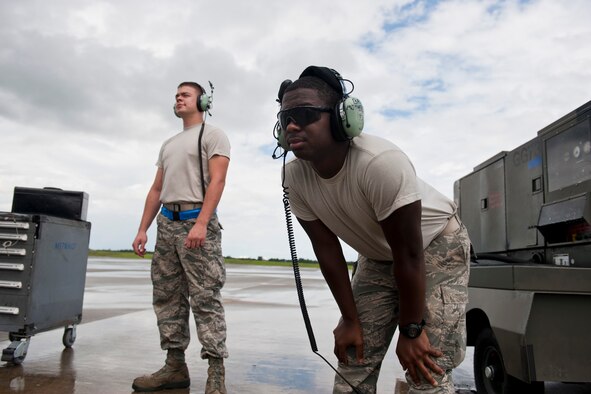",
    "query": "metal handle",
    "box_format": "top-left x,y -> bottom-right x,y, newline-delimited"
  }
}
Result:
0,306 -> 20,315
0,248 -> 26,256
0,221 -> 30,229
0,233 -> 28,241
0,280 -> 23,289
0,263 -> 24,271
